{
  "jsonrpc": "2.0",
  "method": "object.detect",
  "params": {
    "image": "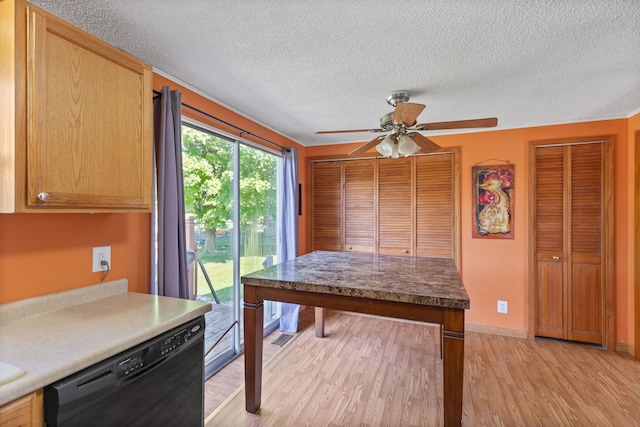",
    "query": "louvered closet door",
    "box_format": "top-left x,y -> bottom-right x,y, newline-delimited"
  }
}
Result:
378,157 -> 413,256
568,143 -> 604,344
534,146 -> 565,339
534,142 -> 605,345
344,160 -> 376,253
416,154 -> 454,258
311,161 -> 343,251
